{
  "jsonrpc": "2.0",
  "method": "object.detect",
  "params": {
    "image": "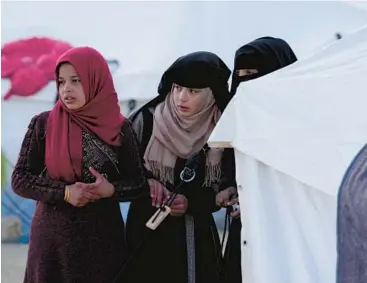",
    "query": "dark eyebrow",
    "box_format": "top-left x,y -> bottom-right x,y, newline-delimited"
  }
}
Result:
58,75 -> 79,79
